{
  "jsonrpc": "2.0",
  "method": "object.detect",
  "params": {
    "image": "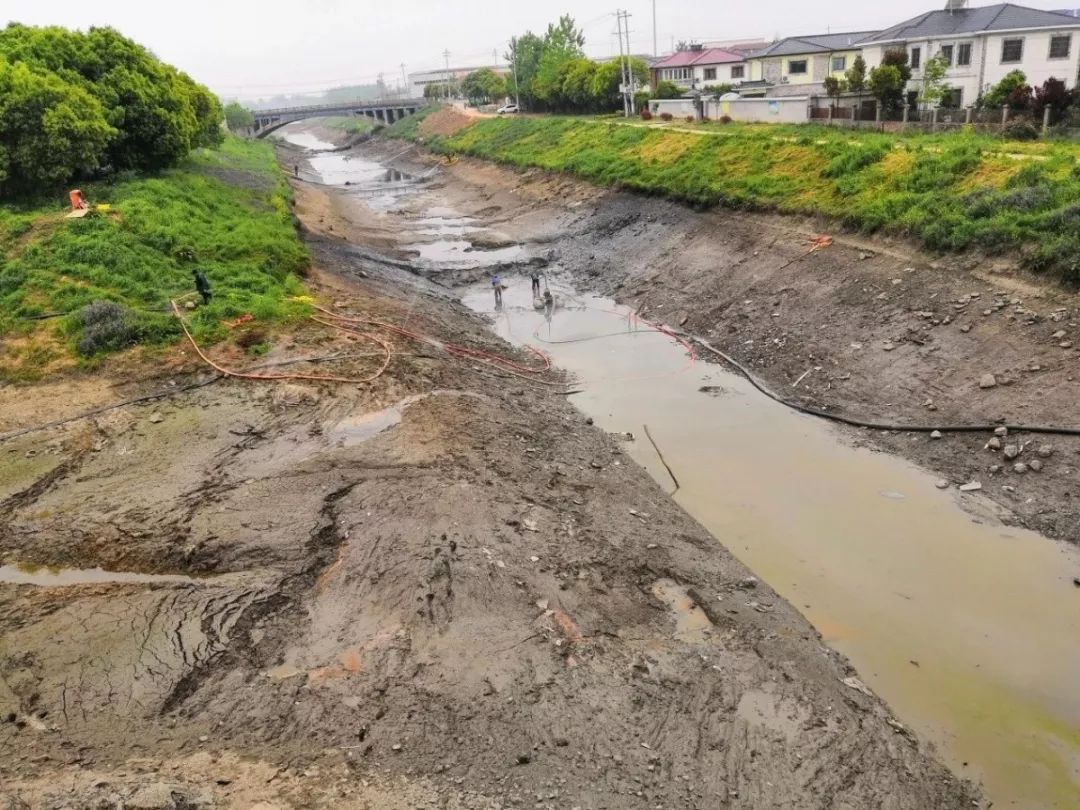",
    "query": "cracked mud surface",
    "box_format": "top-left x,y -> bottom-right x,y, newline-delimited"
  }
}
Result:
0,139 -> 978,809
